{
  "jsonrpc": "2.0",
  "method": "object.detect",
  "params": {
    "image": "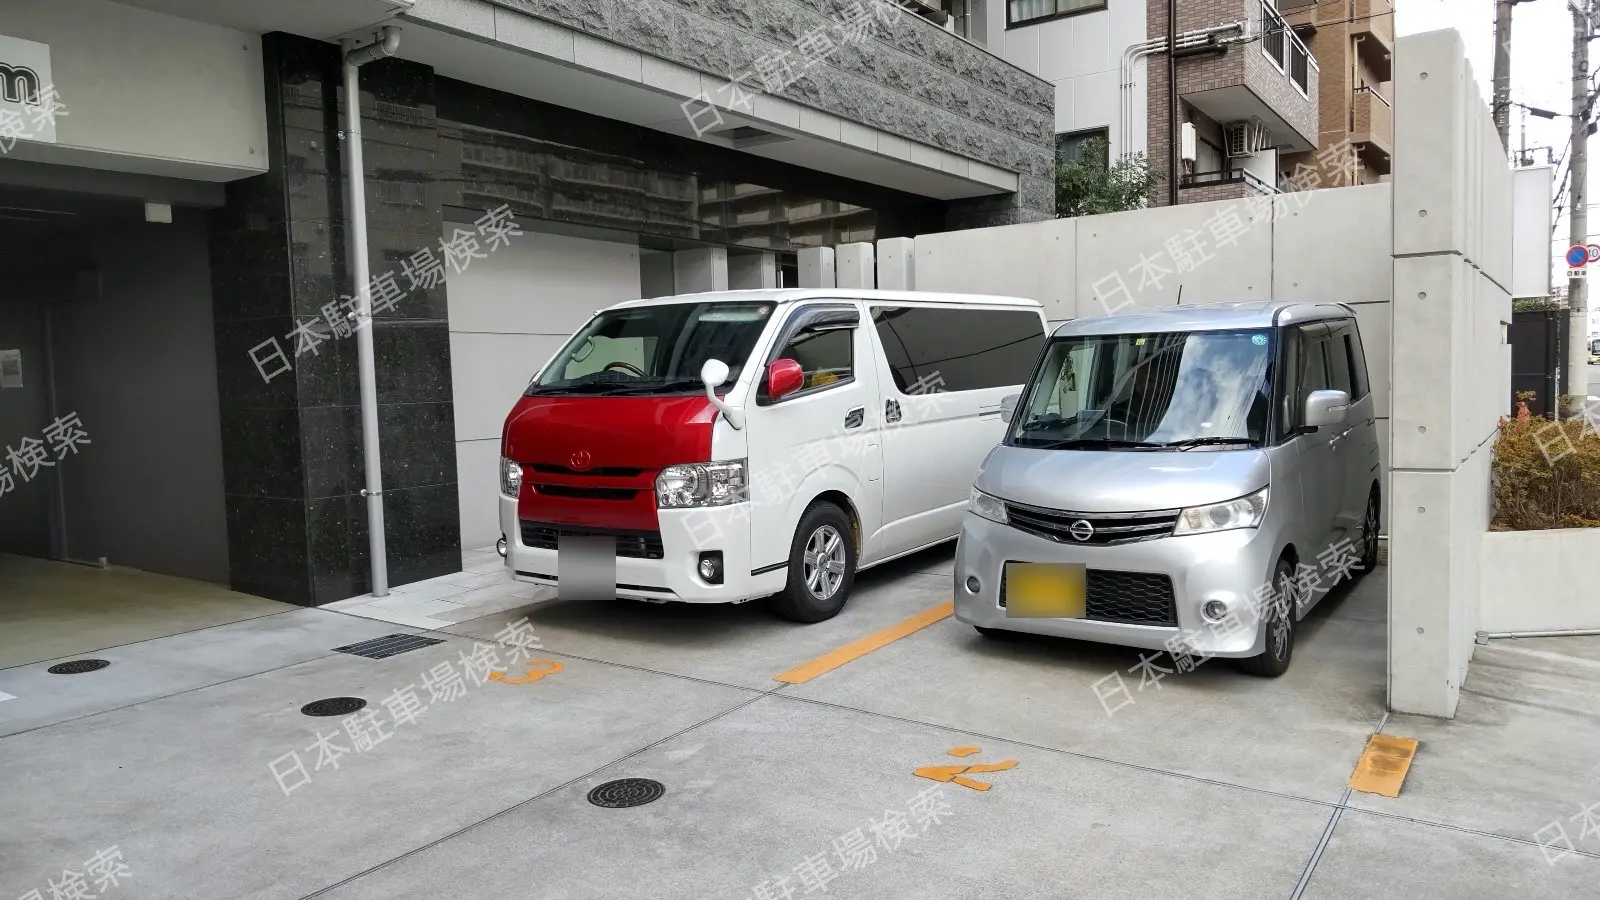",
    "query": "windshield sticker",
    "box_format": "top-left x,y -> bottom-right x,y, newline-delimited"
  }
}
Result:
698,307 -> 770,322
1252,334 -> 1267,346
